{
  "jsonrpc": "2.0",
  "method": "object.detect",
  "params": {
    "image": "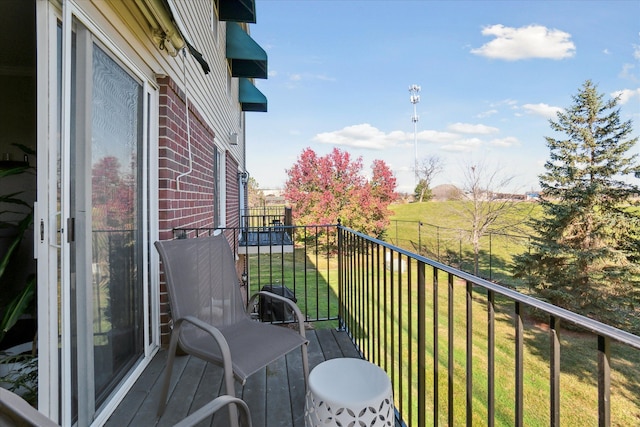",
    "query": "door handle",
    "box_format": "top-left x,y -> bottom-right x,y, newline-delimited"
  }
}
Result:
67,217 -> 75,243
